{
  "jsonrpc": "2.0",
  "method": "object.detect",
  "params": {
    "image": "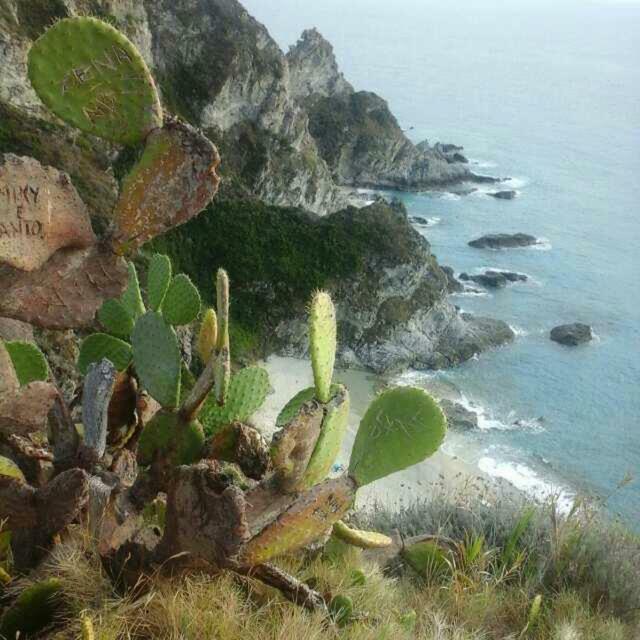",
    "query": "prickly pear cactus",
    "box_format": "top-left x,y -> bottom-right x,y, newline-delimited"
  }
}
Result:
309,291 -> 337,403
147,253 -> 172,312
112,119 -> 220,254
131,312 -> 181,408
300,385 -> 350,488
137,410 -> 205,468
78,333 -> 133,374
214,269 -> 231,405
97,298 -> 134,339
329,594 -> 354,627
4,341 -> 48,386
0,455 -> 26,482
162,274 -> 201,326
332,520 -> 393,549
197,308 -> 218,362
28,17 -> 162,145
120,262 -> 146,321
348,387 -> 446,487
200,367 -> 270,434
